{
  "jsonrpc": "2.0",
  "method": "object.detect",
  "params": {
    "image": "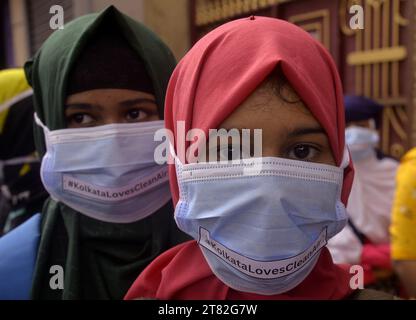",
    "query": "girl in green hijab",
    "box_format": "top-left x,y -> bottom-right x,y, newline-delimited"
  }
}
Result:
0,5 -> 188,300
